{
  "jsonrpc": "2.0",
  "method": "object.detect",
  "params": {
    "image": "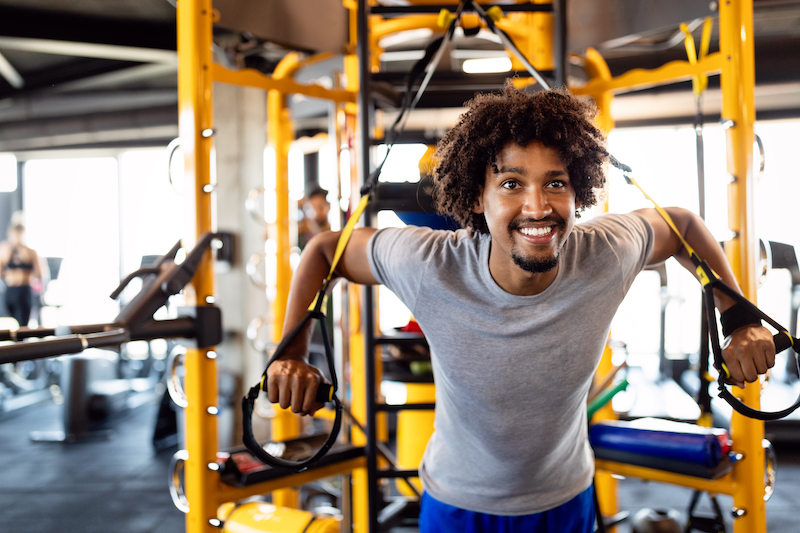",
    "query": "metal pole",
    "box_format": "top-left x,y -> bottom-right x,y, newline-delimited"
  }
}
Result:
553,0 -> 568,87
719,0 -> 766,530
356,1 -> 379,531
177,0 -> 219,531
